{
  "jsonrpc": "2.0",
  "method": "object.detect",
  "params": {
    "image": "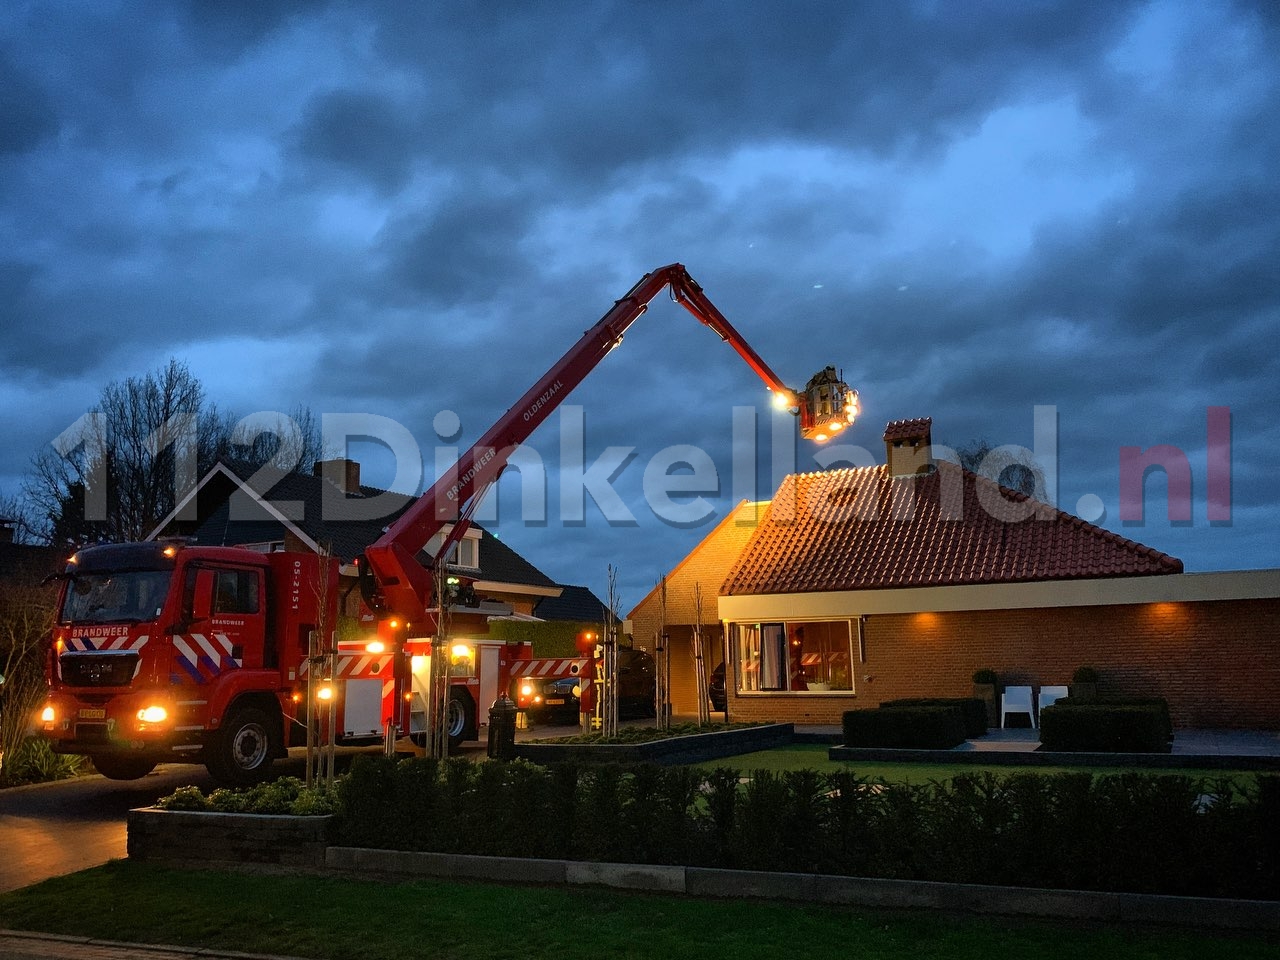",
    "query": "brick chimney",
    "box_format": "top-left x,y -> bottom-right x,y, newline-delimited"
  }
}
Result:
883,418 -> 934,477
0,519 -> 14,544
313,458 -> 361,495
